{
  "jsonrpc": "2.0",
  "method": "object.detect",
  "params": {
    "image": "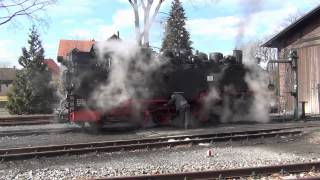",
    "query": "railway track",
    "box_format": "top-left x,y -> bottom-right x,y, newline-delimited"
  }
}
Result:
0,119 -> 55,126
0,113 -> 318,126
0,128 -> 80,137
0,120 -> 316,138
0,115 -> 57,126
92,161 -> 320,180
0,127 -> 303,161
